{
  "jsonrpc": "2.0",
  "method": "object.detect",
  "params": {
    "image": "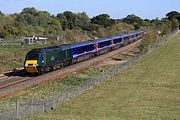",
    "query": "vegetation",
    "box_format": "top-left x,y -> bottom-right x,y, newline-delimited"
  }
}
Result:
0,7 -> 179,39
0,65 -> 113,112
138,29 -> 158,52
0,7 -> 179,73
24,32 -> 180,120
91,14 -> 115,28
0,8 -> 180,119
